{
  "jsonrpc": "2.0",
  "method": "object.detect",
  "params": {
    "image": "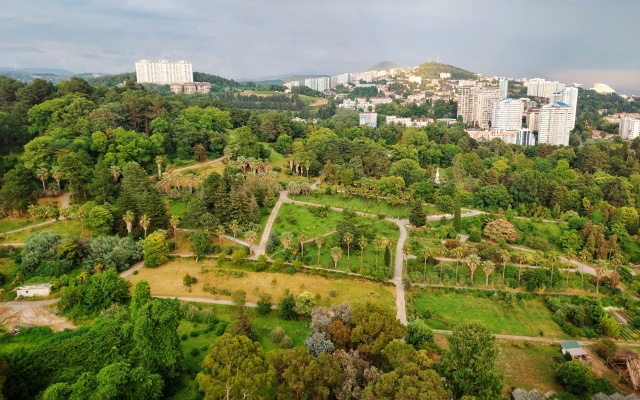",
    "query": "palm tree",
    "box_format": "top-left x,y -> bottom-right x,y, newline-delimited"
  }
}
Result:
229,220 -> 240,241
330,247 -> 342,269
281,232 -> 294,251
579,248 -> 591,289
244,230 -> 258,256
315,236 -> 325,266
373,236 -> 385,272
51,166 -> 61,192
123,210 -> 135,235
170,215 -> 180,247
110,165 -> 121,182
594,259 -> 608,294
534,251 -> 543,268
402,243 -> 411,274
60,207 -> 70,235
27,204 -> 39,228
482,260 -> 495,286
450,247 -> 464,285
548,251 -> 559,289
36,168 -> 49,193
155,155 -> 165,179
76,207 -> 87,237
343,232 -> 354,268
358,236 -> 367,273
468,254 -> 481,282
387,239 -> 397,277
216,225 -> 225,246
421,246 -> 431,283
298,233 -> 307,260
139,214 -> 150,238
565,249 -> 577,289
611,253 -> 624,289
499,250 -> 511,284
515,252 -> 526,286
